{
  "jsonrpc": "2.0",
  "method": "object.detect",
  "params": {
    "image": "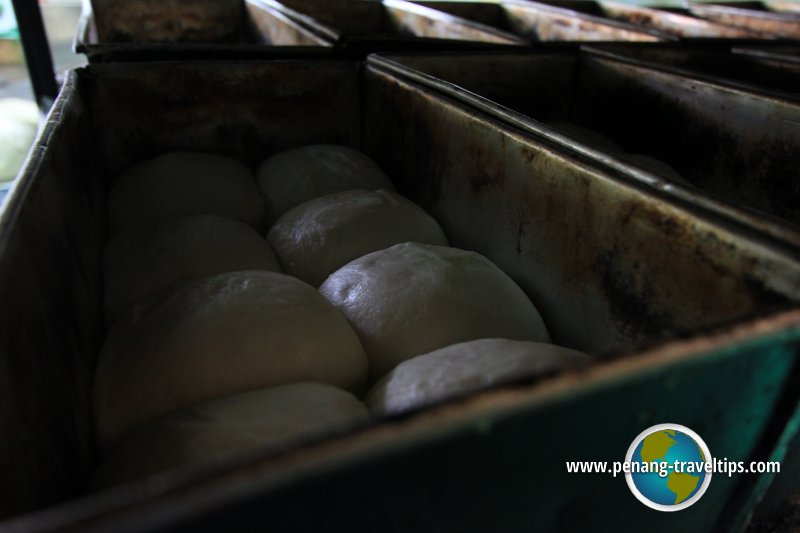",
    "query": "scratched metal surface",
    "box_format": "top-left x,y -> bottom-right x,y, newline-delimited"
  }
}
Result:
586,43 -> 800,99
372,50 -> 800,248
75,0 -> 331,62
259,0 -> 528,47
